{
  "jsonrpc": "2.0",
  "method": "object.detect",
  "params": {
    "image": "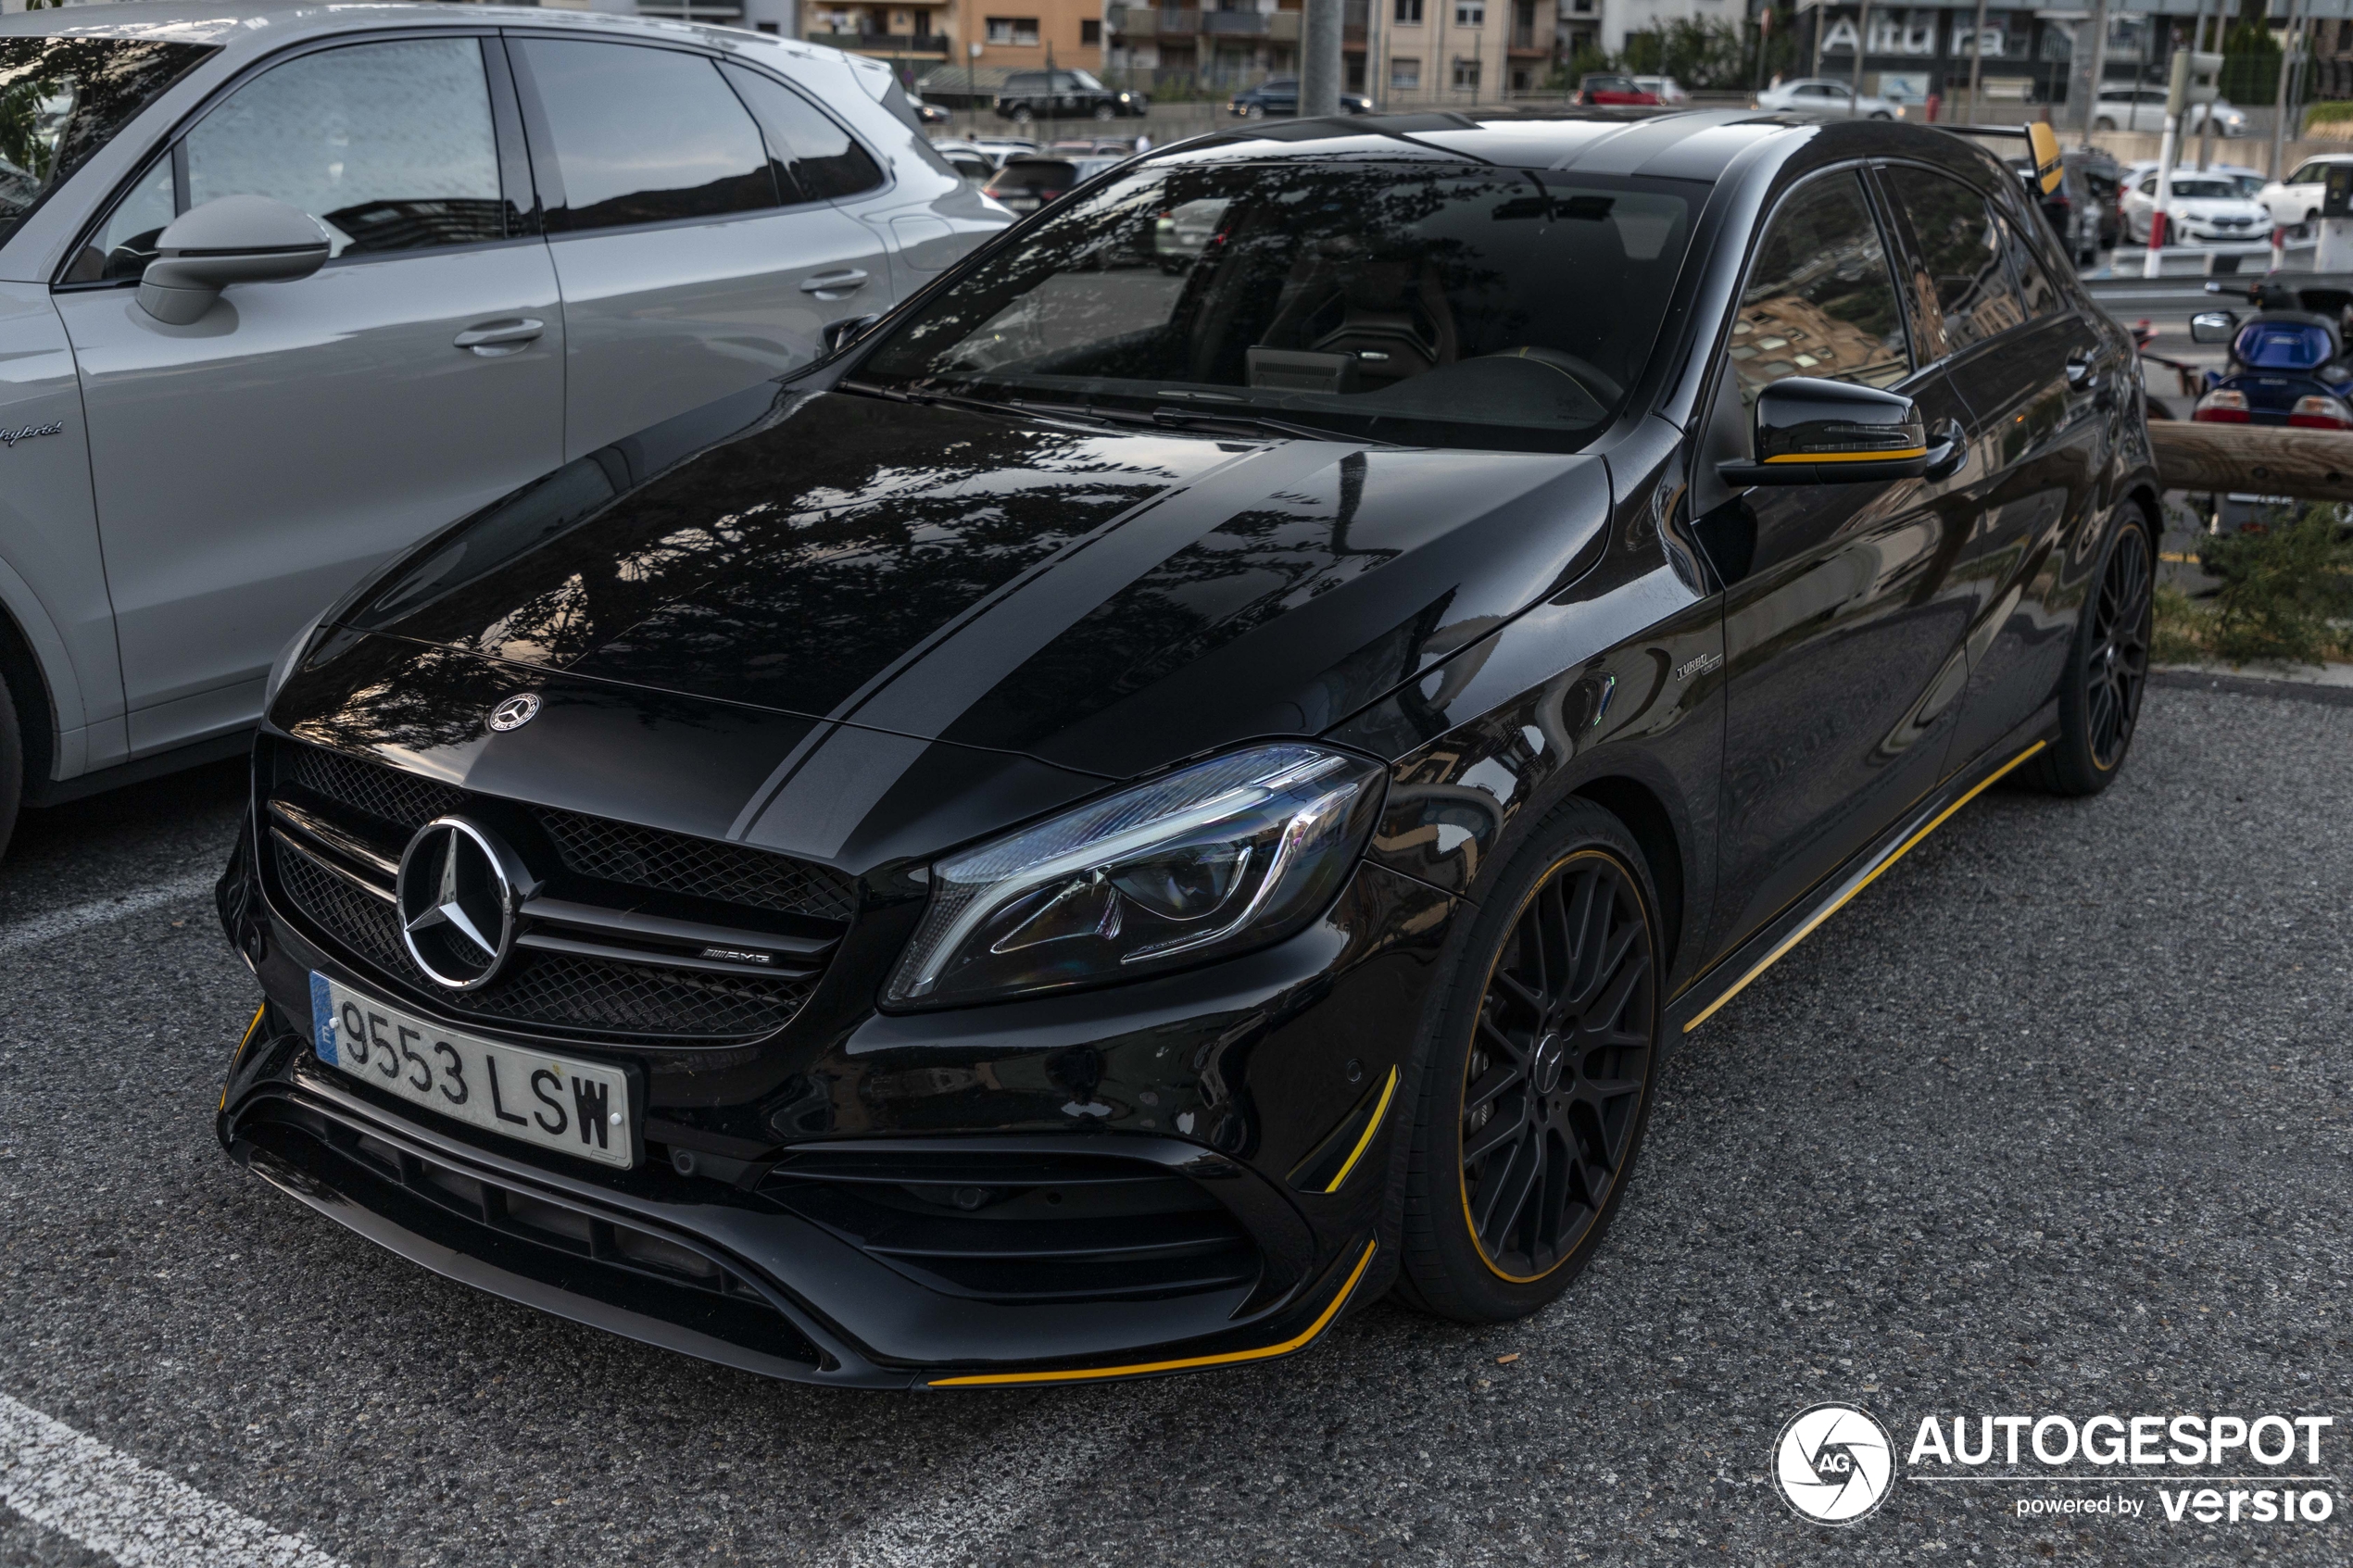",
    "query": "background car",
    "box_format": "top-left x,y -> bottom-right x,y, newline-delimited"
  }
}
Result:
0,5 -> 1007,859
2013,147 -> 2120,263
1226,78 -> 1376,118
1629,74 -> 1690,105
1755,77 -> 1897,119
2122,169 -> 2271,244
2093,85 -> 2246,136
1576,73 -> 1657,106
992,68 -> 1146,123
929,139 -> 1009,182
909,95 -> 950,126
2259,153 -> 2353,229
979,152 -> 1125,212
